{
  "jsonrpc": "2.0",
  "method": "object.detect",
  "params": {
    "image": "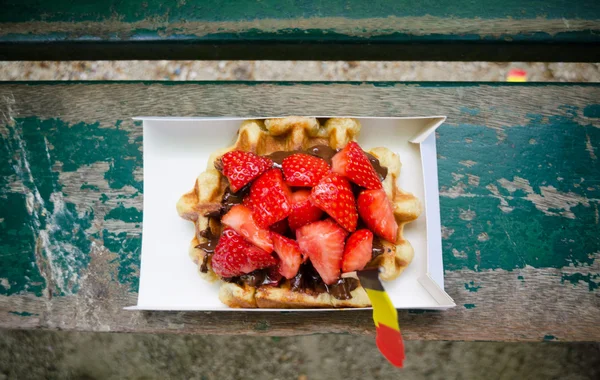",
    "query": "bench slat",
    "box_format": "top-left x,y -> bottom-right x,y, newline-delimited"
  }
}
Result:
0,82 -> 598,340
